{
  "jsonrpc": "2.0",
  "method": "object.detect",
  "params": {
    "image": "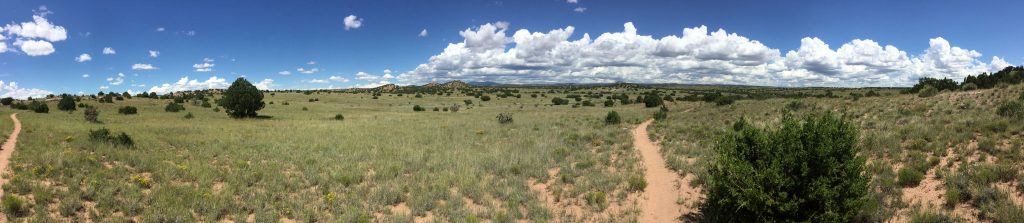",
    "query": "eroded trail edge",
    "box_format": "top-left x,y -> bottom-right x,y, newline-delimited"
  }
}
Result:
633,119 -> 696,222
0,113 -> 22,197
